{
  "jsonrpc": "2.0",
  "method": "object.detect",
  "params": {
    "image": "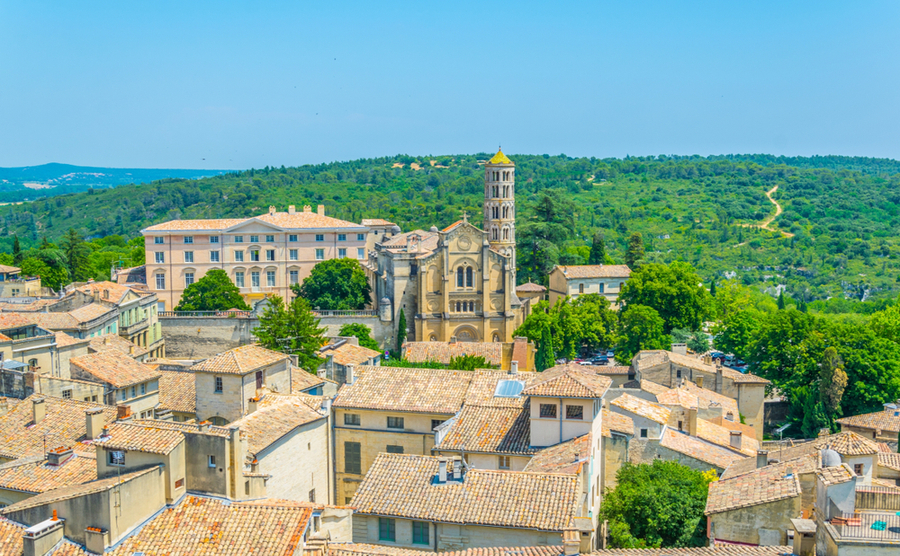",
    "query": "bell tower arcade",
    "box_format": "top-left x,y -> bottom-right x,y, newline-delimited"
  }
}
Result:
483,148 -> 516,271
